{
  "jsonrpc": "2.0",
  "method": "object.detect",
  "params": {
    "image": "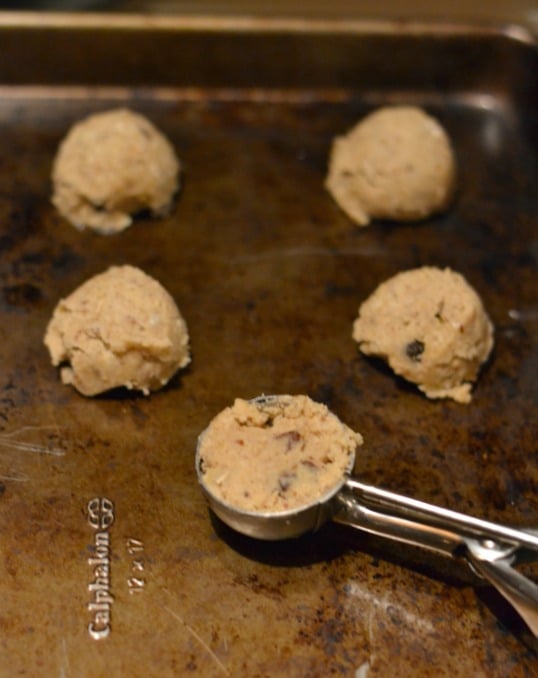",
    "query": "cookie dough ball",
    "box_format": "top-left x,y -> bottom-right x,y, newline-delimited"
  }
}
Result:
197,395 -> 362,513
52,108 -> 181,234
326,106 -> 456,226
352,267 -> 493,403
44,265 -> 190,396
